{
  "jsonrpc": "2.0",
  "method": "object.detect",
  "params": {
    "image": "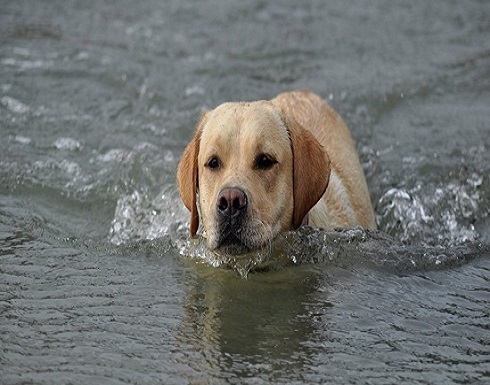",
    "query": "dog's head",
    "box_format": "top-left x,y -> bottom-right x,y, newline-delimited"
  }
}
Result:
177,100 -> 330,255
